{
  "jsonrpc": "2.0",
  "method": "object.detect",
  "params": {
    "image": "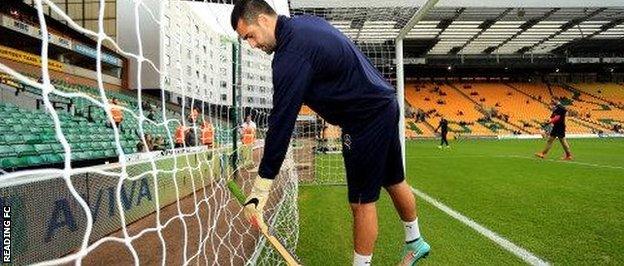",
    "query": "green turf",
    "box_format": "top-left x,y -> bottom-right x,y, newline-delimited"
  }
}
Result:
297,138 -> 624,265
